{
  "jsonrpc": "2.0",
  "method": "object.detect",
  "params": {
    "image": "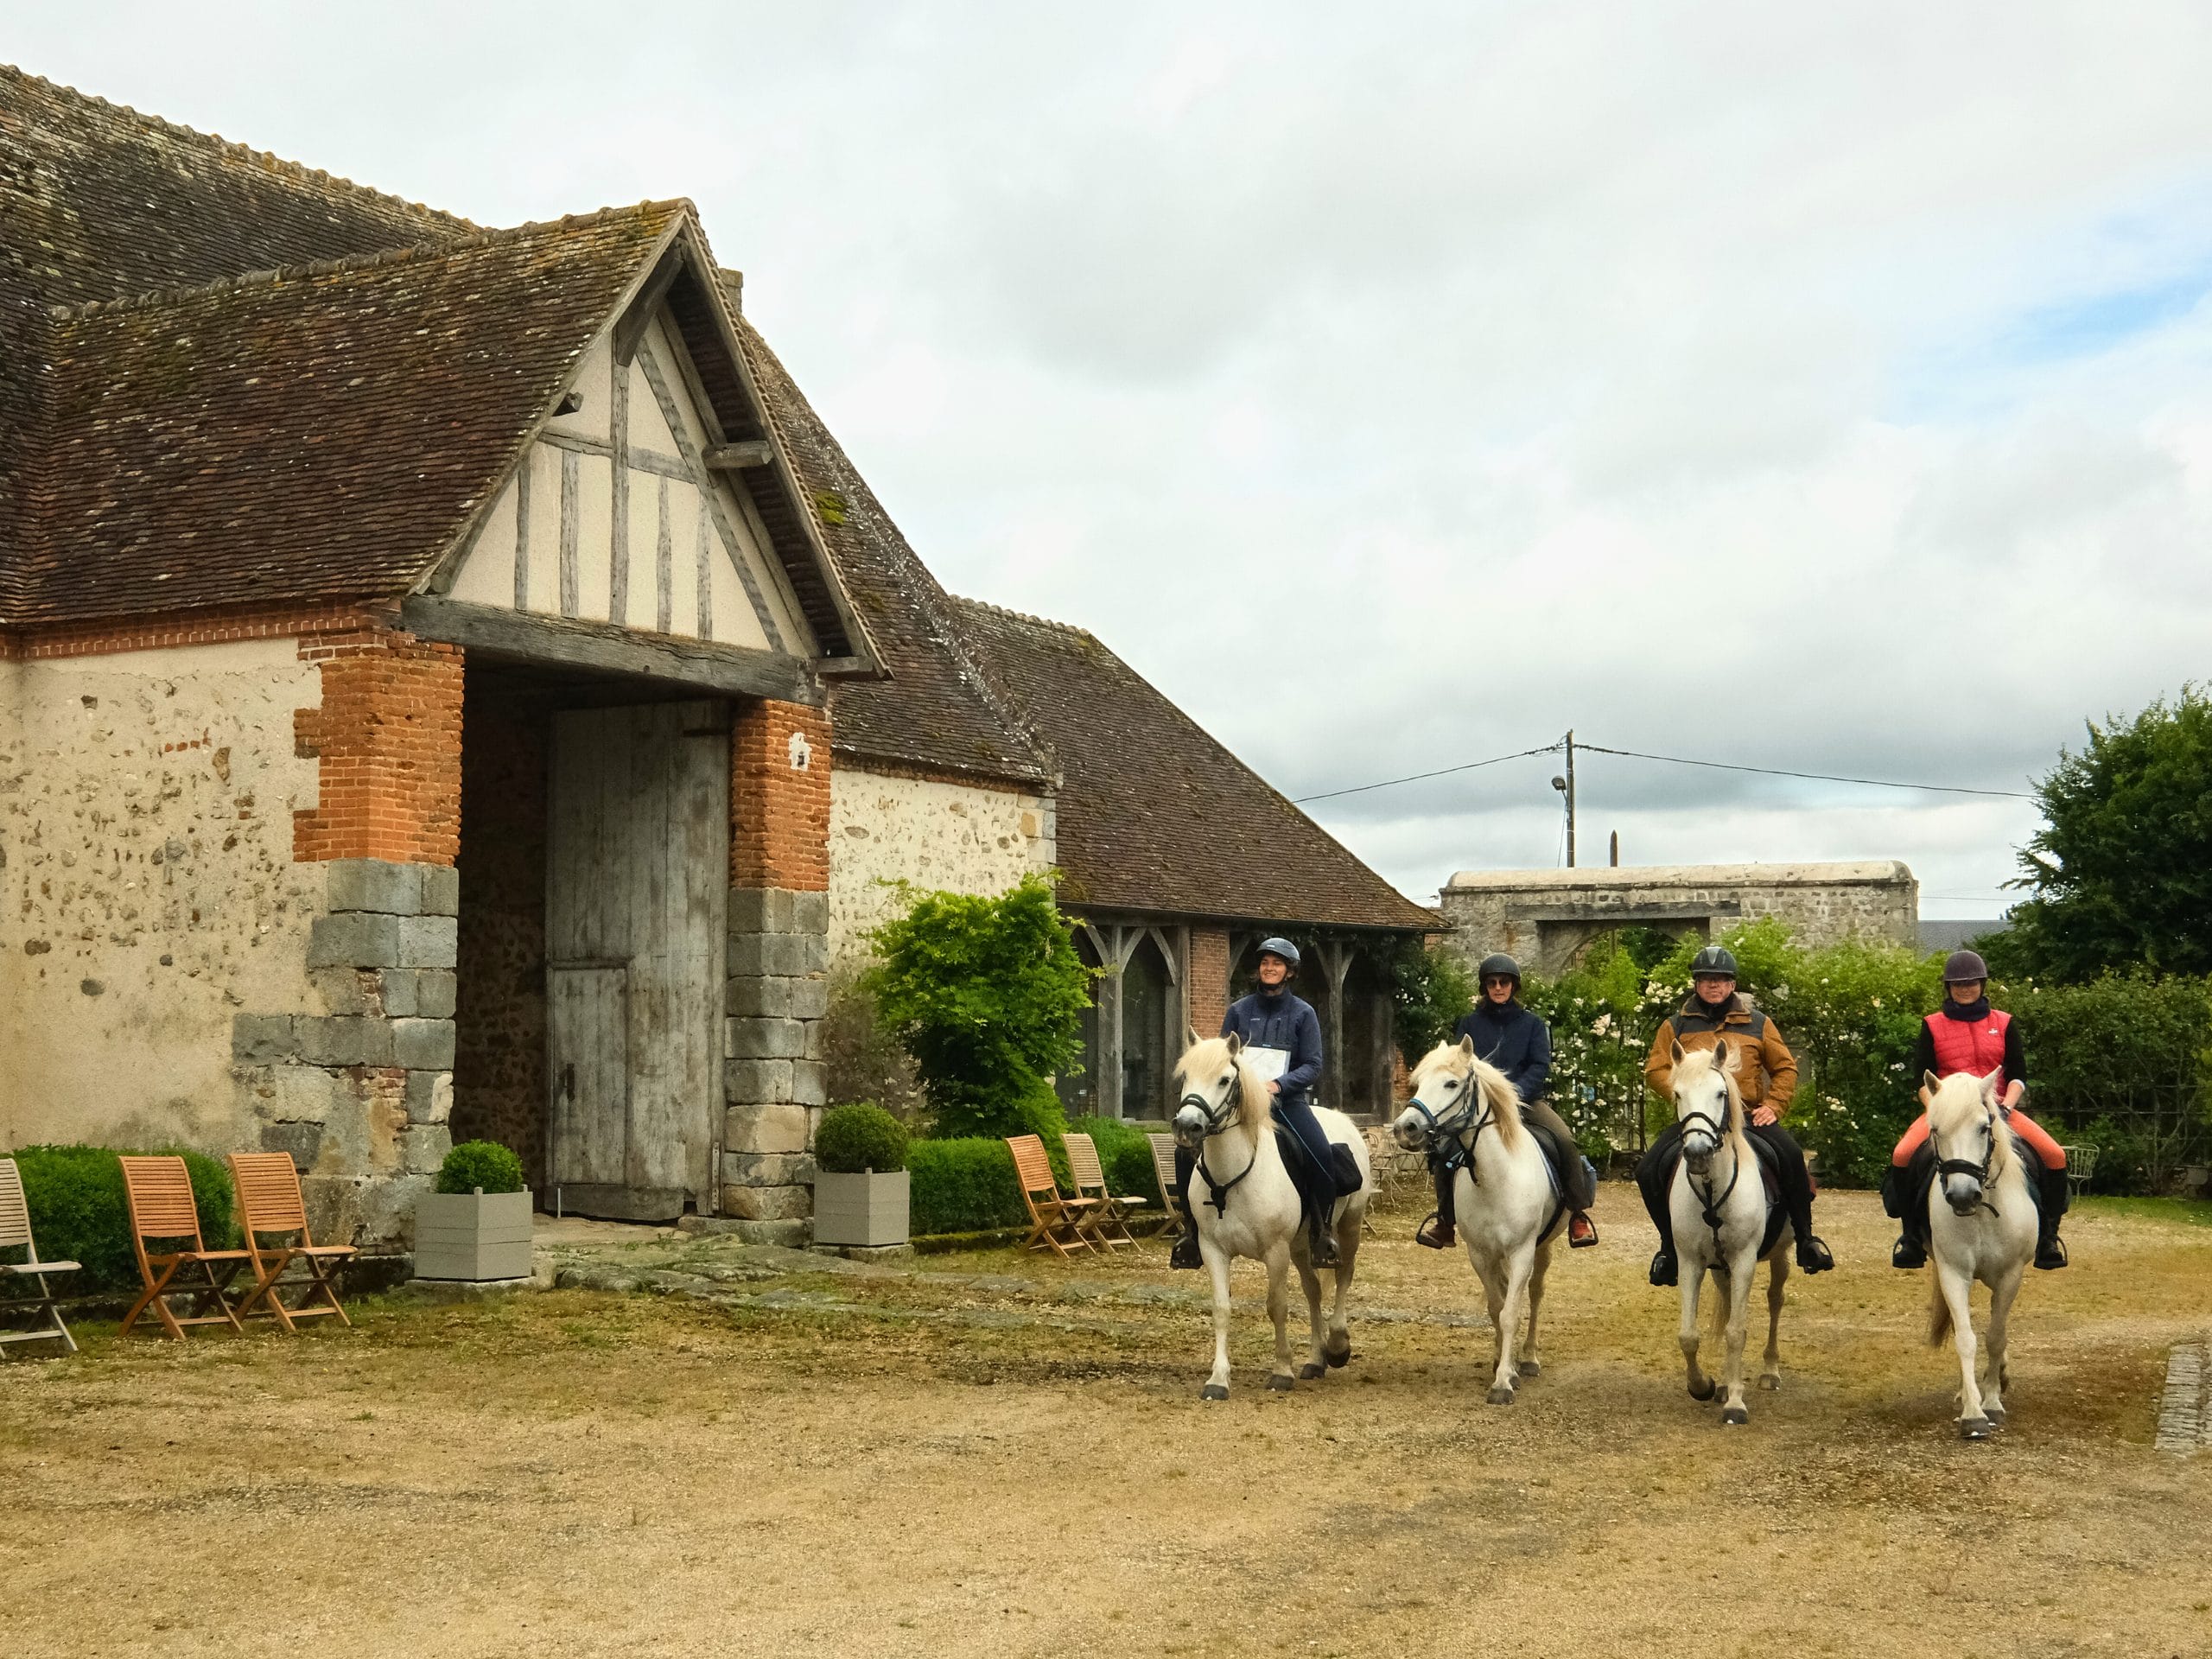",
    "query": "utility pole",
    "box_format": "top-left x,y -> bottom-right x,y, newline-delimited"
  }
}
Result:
1552,729 -> 1578,868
